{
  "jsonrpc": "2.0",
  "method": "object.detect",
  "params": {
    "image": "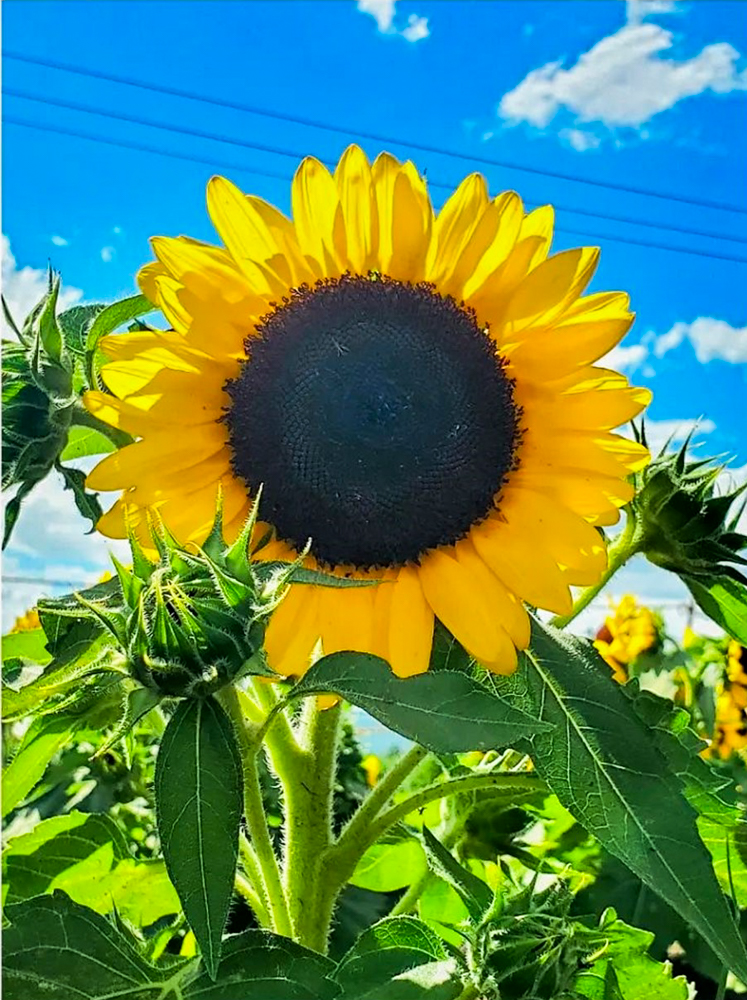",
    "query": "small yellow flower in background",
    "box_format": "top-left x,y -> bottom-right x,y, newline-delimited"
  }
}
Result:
700,643 -> 747,760
11,607 -> 40,633
84,144 -> 650,680
361,754 -> 382,787
593,594 -> 658,684
683,626 -> 698,650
